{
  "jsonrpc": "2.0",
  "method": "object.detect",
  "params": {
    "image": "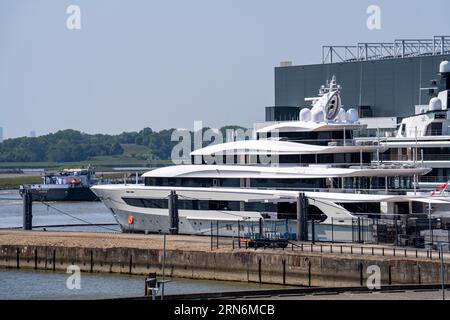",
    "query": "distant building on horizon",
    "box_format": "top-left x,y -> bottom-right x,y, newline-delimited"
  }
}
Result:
29,130 -> 36,138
